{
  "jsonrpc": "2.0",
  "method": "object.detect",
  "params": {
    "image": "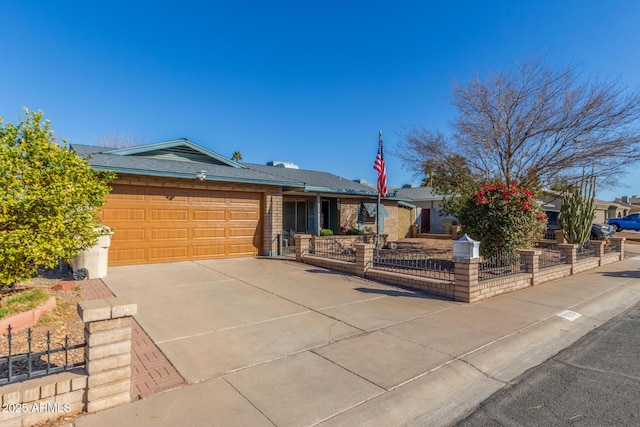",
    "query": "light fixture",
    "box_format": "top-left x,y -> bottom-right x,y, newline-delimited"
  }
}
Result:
196,170 -> 207,181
